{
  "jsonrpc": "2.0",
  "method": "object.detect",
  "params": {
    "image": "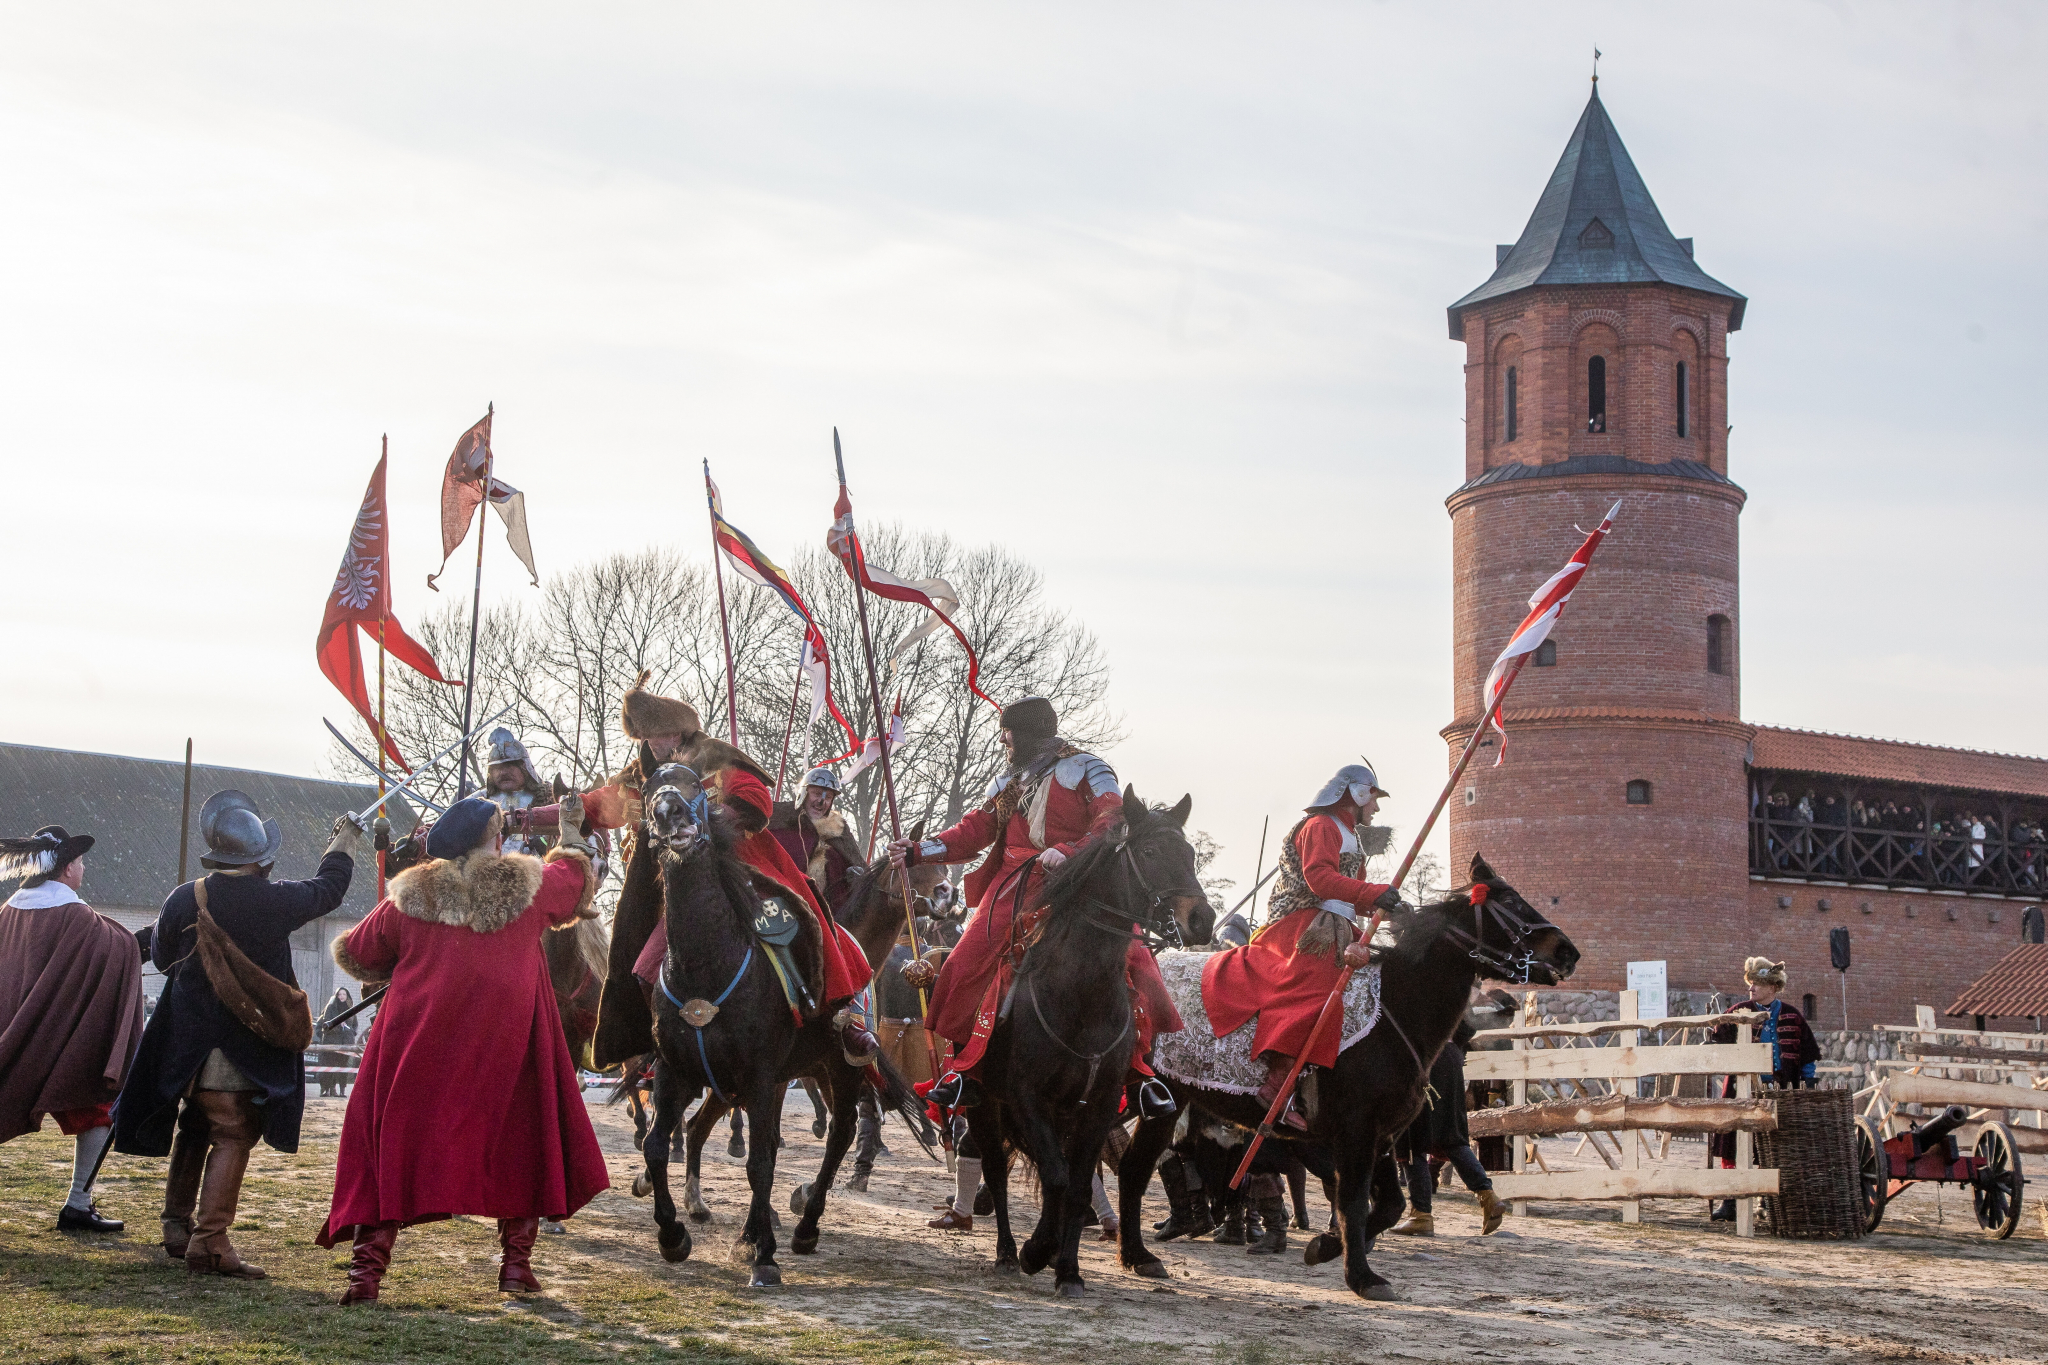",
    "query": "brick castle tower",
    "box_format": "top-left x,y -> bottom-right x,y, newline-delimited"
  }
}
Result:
1443,86 -> 1751,991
